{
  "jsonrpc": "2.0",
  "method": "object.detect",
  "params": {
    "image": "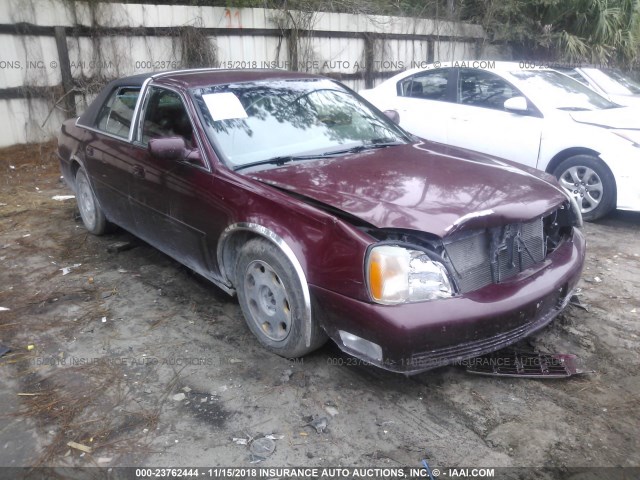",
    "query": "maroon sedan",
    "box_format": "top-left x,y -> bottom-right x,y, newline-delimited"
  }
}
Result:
57,69 -> 585,374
